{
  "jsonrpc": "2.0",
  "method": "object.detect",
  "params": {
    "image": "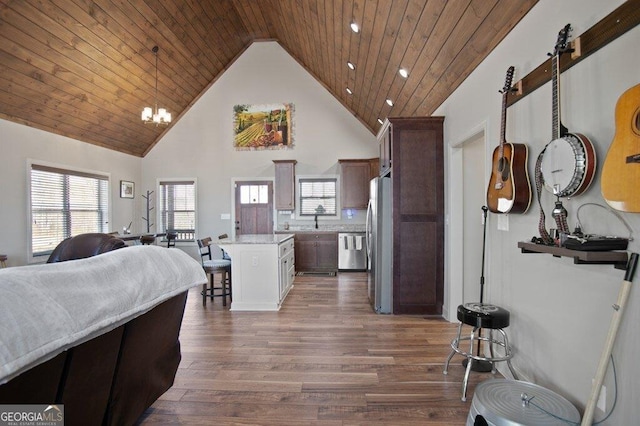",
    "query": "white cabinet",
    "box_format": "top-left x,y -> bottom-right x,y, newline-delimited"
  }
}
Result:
279,237 -> 295,300
218,234 -> 295,311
